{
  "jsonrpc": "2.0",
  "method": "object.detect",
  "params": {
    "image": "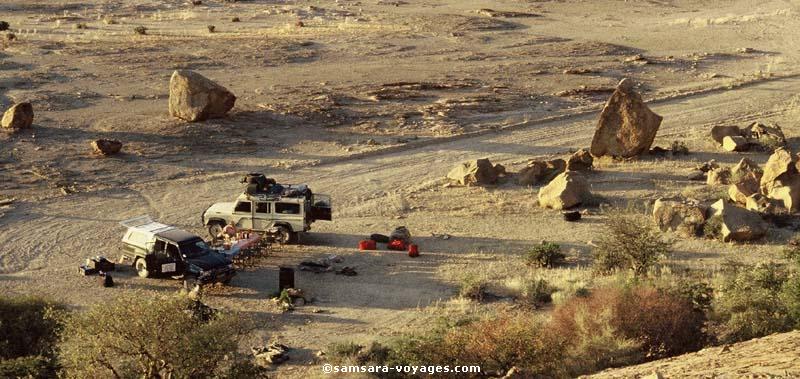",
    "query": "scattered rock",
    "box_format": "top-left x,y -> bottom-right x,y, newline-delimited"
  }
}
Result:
728,177 -> 759,205
0,21 -> 9,31
447,158 -> 506,186
295,21 -> 305,27
207,25 -> 216,33
168,70 -> 236,122
1,102 -> 34,131
652,197 -> 707,237
91,139 -> 123,156
710,125 -> 741,144
567,148 -> 593,171
231,17 -> 241,22
589,78 -> 663,158
745,193 -> 775,213
731,158 -> 762,182
766,175 -> 800,212
133,26 -> 147,35
708,199 -> 767,242
252,343 -> 290,365
760,148 -> 797,195
517,159 -> 566,185
697,160 -> 719,173
722,135 -> 748,152
538,171 -> 591,210
707,167 -> 731,186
